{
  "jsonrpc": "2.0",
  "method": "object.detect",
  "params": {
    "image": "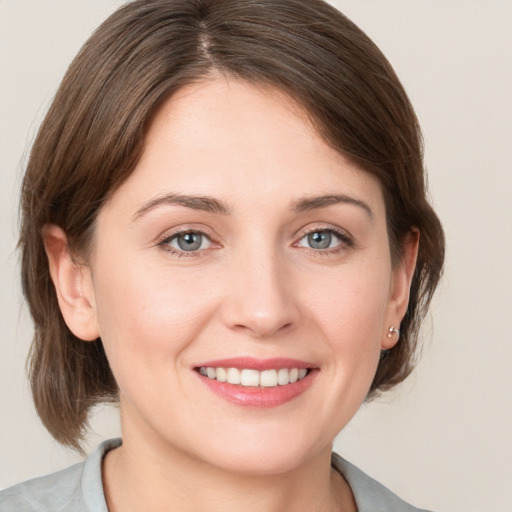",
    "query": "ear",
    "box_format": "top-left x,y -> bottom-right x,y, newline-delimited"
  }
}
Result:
382,228 -> 420,350
42,224 -> 100,342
